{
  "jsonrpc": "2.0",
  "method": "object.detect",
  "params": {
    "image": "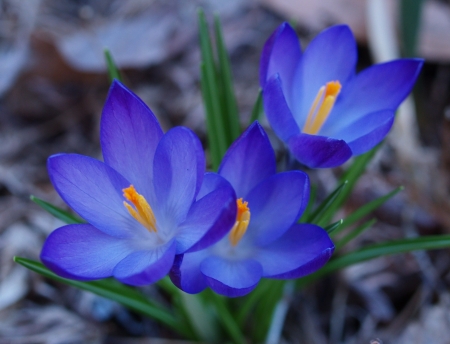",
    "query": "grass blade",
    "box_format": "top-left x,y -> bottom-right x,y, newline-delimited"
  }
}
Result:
30,195 -> 84,224
104,49 -> 123,83
214,14 -> 240,142
335,218 -> 377,250
14,257 -> 192,336
306,181 -> 348,226
249,89 -> 263,124
325,219 -> 343,234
